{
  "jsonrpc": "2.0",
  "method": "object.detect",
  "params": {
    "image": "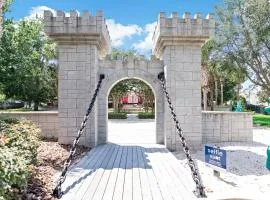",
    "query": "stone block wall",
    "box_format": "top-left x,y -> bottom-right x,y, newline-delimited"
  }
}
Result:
153,12 -> 215,150
0,111 -> 59,138
57,44 -> 99,147
202,111 -> 253,143
98,55 -> 164,145
44,10 -> 111,147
